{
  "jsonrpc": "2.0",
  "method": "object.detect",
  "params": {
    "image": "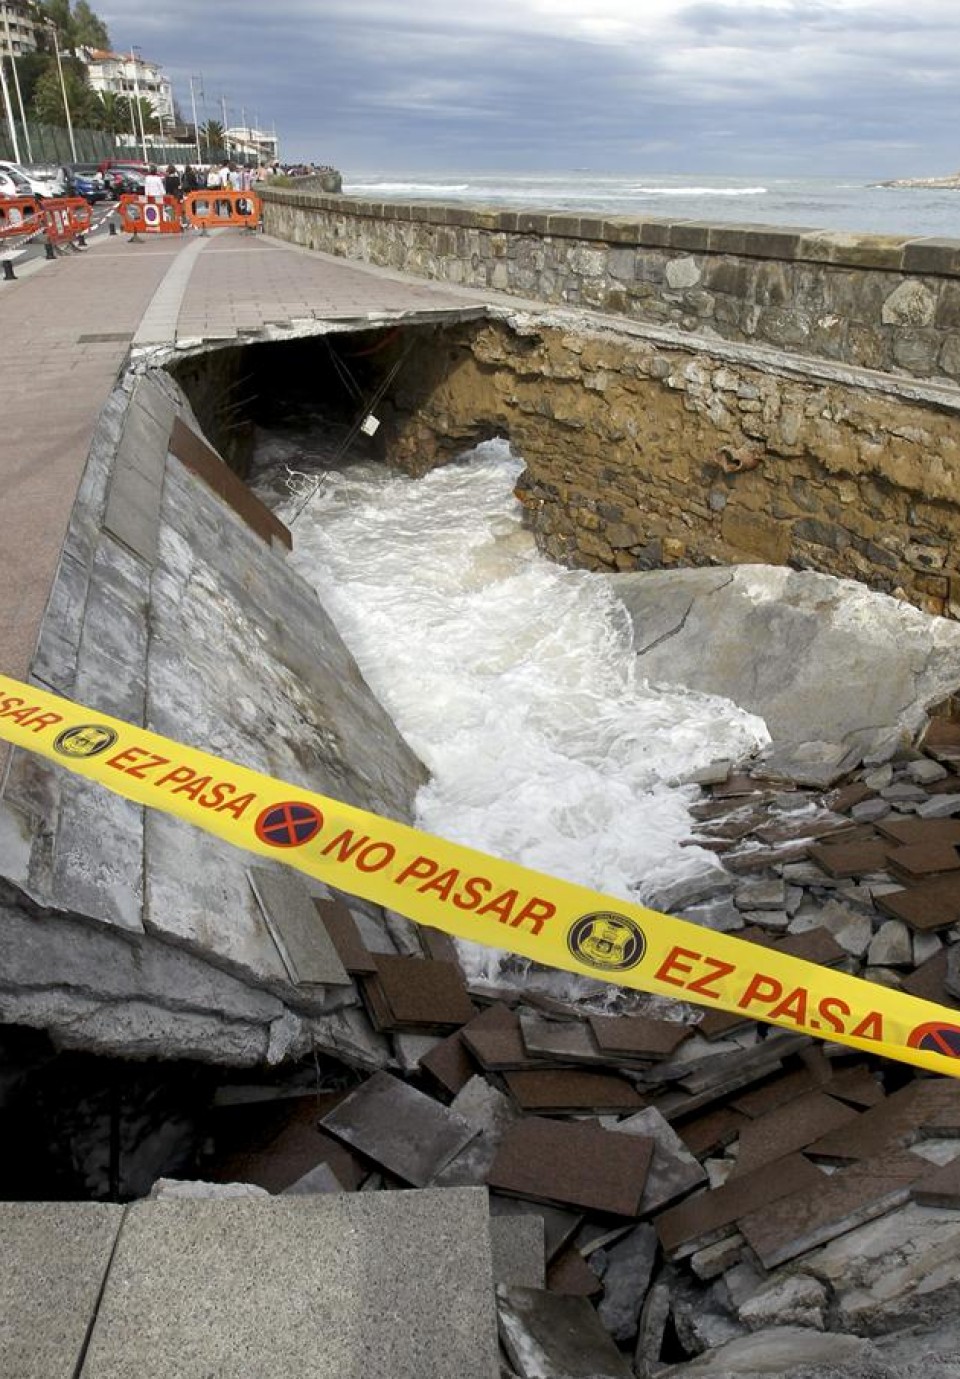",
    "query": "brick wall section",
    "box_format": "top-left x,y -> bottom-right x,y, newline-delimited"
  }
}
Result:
260,188 -> 960,384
